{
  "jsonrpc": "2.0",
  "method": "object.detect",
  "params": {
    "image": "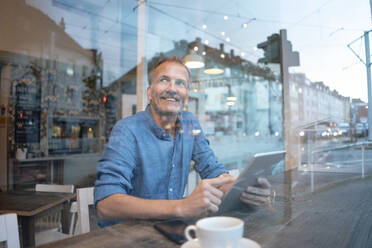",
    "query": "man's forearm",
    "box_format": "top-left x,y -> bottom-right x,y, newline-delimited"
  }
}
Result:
97,193 -> 184,221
